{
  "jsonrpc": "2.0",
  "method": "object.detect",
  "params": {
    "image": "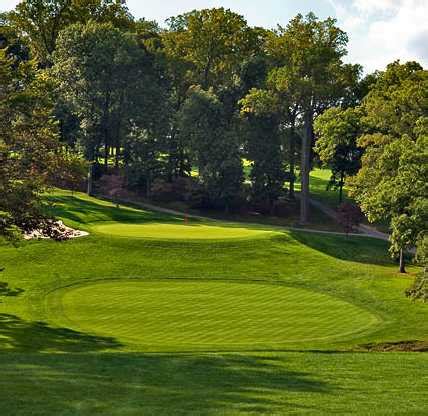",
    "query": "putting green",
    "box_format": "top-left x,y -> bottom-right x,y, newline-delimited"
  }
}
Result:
45,280 -> 380,350
91,222 -> 277,239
